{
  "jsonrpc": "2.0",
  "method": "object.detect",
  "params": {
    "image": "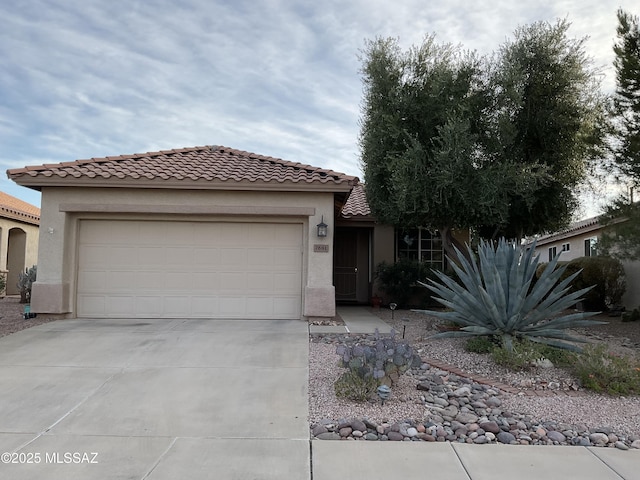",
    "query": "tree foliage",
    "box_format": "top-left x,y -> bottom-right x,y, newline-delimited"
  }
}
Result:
600,9 -> 640,260
360,21 -> 607,253
359,36 -> 545,257
611,8 -> 640,181
479,19 -> 608,239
